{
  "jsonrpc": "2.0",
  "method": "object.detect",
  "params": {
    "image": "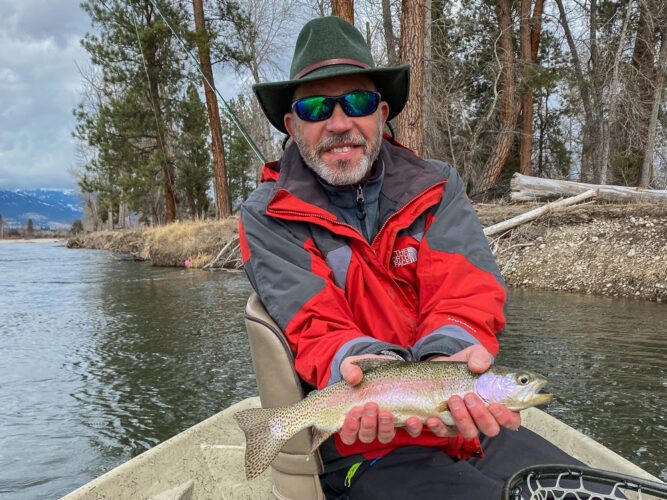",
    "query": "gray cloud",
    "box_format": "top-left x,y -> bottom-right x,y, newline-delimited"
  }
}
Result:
0,0 -> 294,190
0,1 -> 90,189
